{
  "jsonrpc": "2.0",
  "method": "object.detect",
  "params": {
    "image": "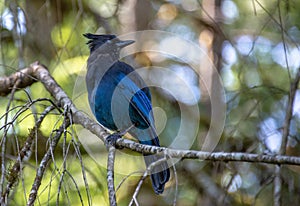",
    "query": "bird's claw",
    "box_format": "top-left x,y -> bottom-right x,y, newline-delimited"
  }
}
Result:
105,133 -> 124,149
